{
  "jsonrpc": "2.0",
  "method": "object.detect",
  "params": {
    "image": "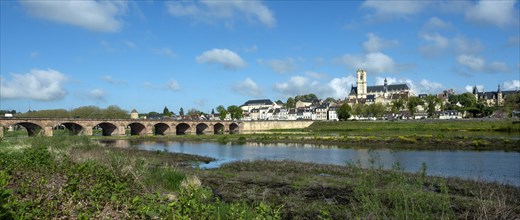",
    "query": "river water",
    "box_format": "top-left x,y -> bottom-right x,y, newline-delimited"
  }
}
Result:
102,140 -> 520,186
